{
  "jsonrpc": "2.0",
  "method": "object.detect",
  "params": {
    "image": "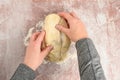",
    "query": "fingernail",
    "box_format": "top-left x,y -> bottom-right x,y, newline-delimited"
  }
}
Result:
57,12 -> 61,15
49,45 -> 53,50
55,25 -> 58,28
55,25 -> 60,29
41,30 -> 45,34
